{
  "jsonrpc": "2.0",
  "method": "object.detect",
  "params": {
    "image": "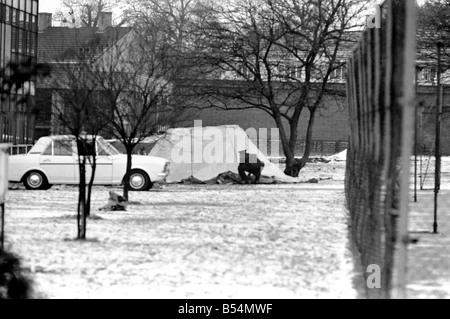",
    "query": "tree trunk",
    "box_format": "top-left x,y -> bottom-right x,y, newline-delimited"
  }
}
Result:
283,108 -> 316,178
86,155 -> 97,218
122,146 -> 134,200
300,108 -> 317,170
76,151 -> 87,240
77,161 -> 87,240
271,109 -> 300,178
284,156 -> 302,178
284,117 -> 303,177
